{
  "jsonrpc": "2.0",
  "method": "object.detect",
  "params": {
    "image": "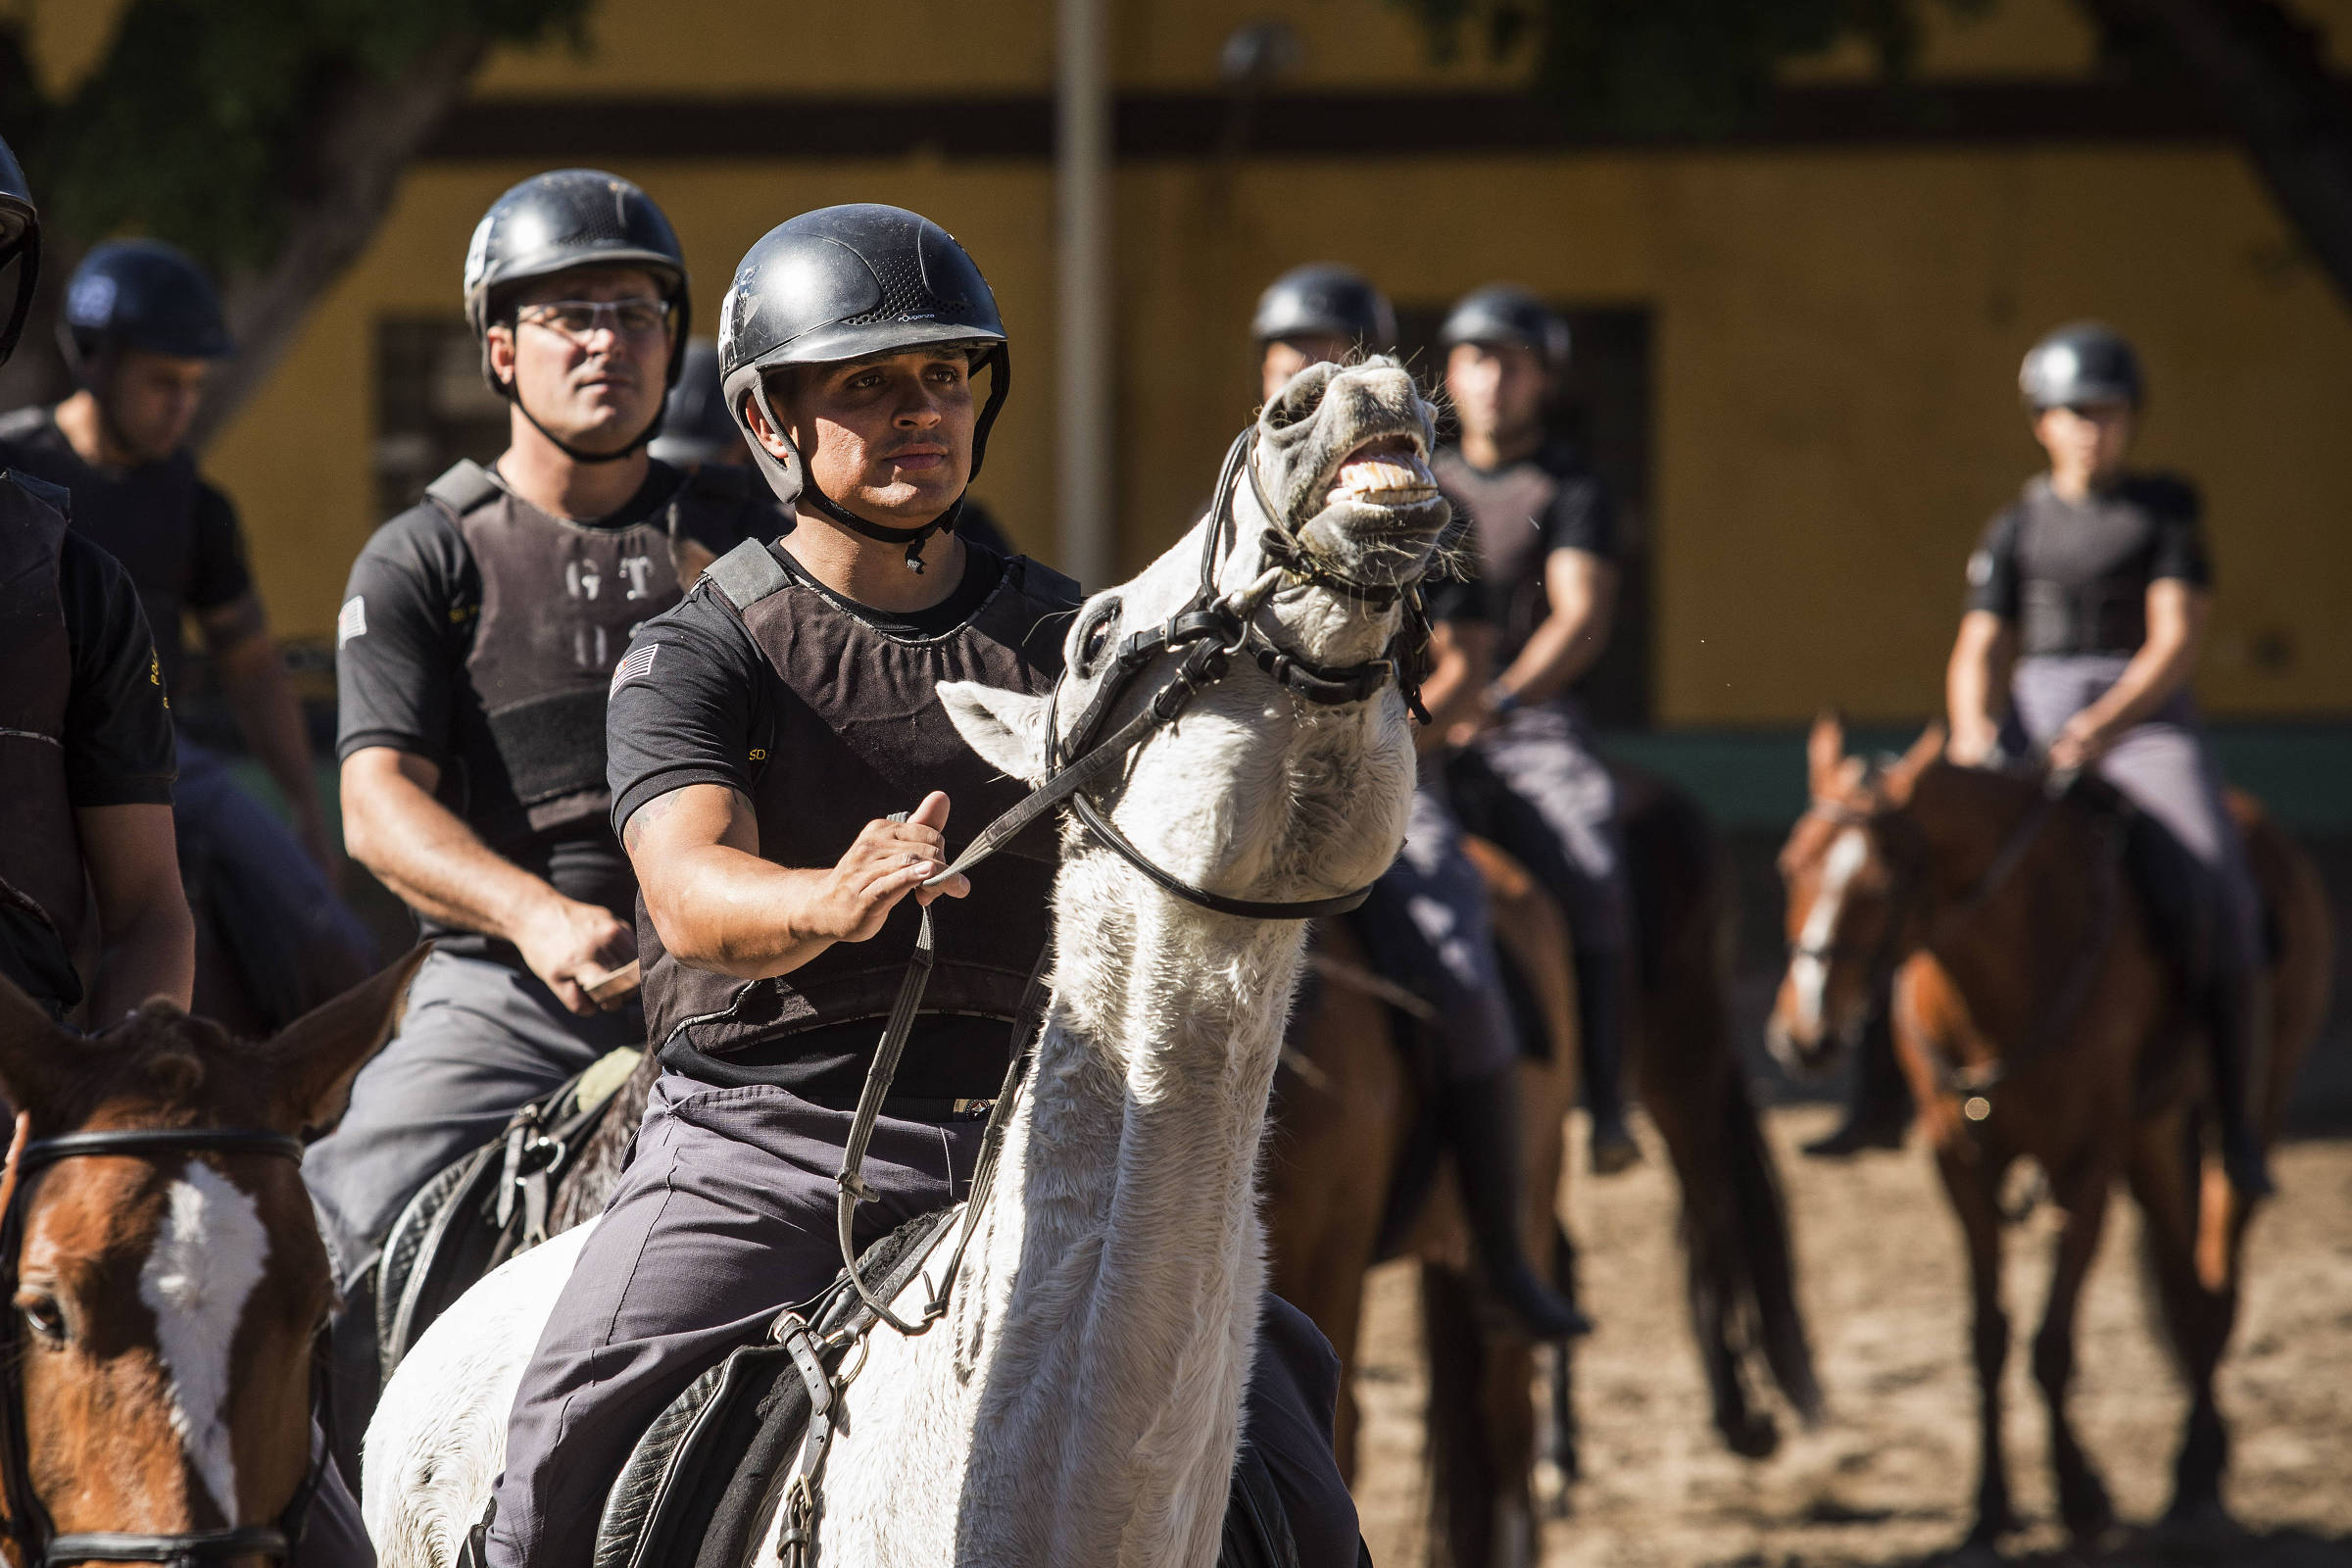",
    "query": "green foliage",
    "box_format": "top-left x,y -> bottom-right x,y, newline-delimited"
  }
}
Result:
1395,0 -> 1991,134
0,0 -> 592,268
